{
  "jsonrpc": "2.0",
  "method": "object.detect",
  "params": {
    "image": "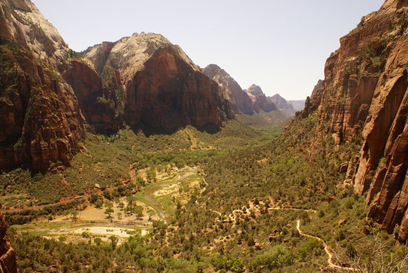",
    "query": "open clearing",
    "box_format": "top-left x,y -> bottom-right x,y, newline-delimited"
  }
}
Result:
13,166 -> 204,243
